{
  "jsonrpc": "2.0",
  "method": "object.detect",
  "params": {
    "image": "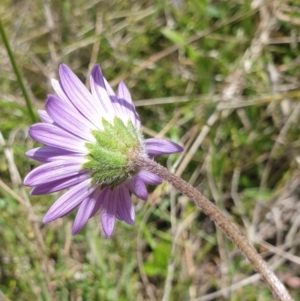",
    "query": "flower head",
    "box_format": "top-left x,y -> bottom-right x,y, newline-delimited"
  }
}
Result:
24,64 -> 183,237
